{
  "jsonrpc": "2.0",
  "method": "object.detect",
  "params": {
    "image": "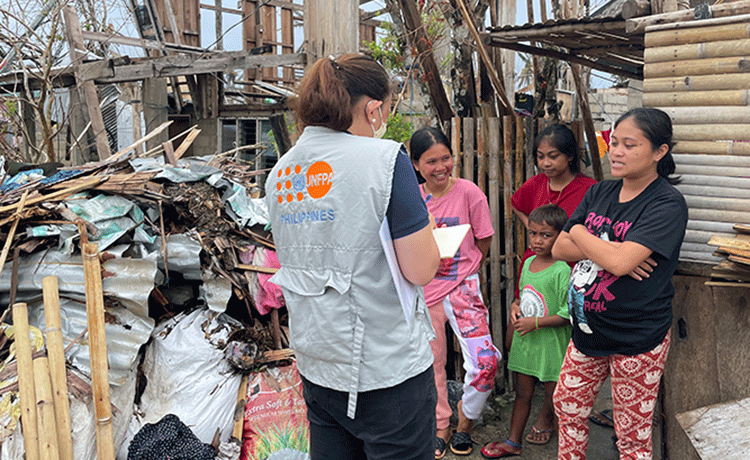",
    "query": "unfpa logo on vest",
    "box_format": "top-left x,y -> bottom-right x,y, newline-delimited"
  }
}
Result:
275,161 -> 333,203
